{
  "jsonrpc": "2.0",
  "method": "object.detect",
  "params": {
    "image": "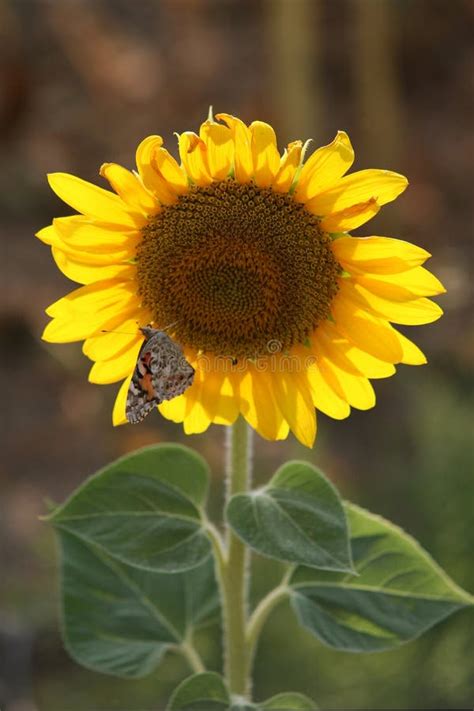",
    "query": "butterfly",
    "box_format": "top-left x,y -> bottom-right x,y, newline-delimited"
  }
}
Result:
126,326 -> 195,424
